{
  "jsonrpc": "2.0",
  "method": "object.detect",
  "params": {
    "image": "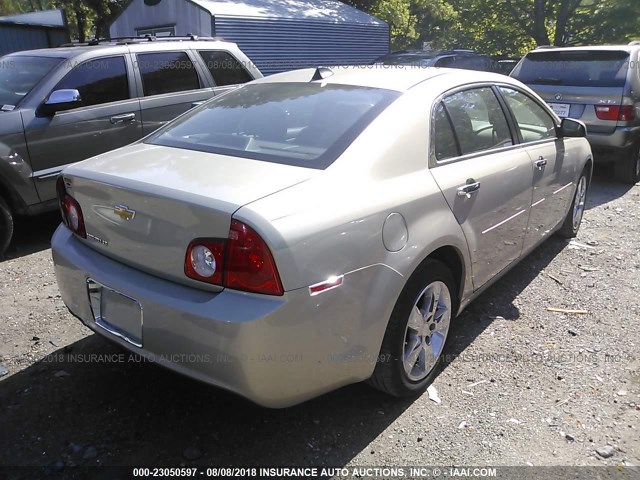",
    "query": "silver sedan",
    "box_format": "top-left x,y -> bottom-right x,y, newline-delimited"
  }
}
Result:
51,66 -> 592,407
